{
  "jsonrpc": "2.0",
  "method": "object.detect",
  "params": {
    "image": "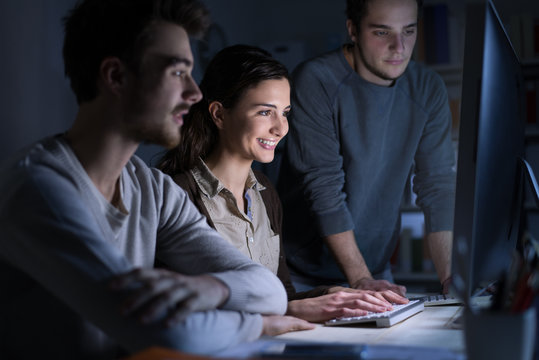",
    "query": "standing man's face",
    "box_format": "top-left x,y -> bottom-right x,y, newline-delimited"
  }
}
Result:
347,0 -> 418,86
122,22 -> 203,149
